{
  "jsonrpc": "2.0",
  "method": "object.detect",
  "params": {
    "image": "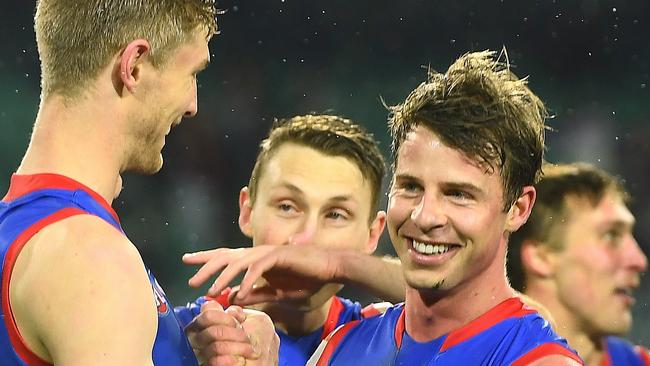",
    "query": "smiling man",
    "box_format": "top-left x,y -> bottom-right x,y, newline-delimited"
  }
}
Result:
185,50 -> 584,365
305,50 -> 582,366
508,163 -> 650,366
